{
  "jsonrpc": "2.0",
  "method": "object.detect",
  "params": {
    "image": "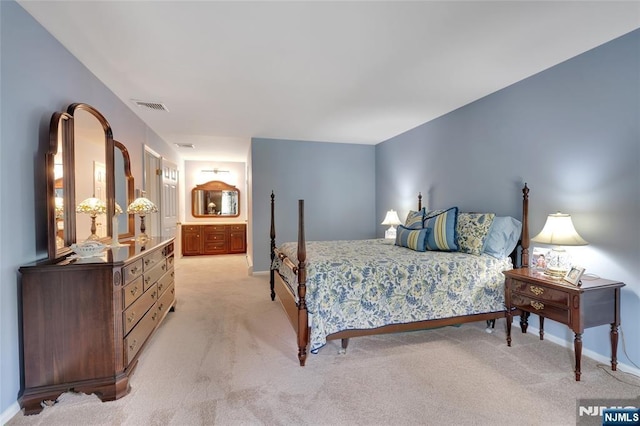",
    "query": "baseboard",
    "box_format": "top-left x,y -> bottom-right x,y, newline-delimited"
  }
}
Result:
525,325 -> 640,378
0,401 -> 21,425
